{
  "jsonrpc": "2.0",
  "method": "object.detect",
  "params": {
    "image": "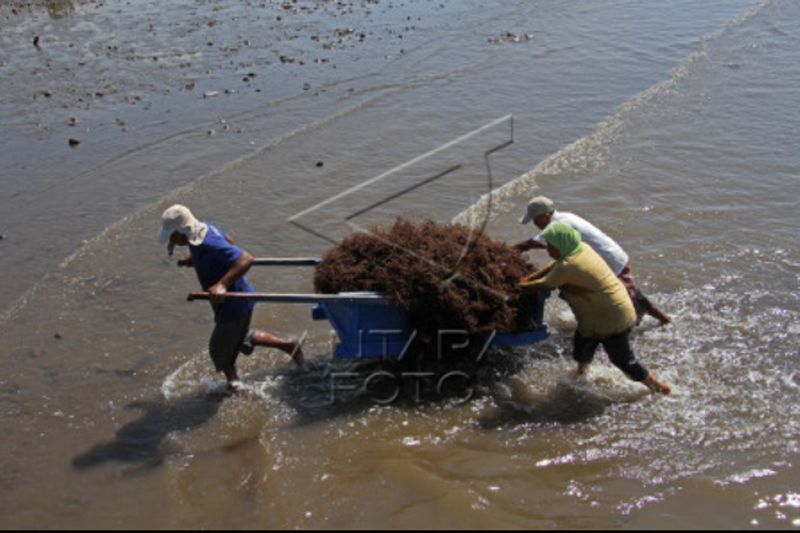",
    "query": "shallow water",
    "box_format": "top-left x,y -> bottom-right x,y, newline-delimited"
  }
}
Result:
1,0 -> 799,528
